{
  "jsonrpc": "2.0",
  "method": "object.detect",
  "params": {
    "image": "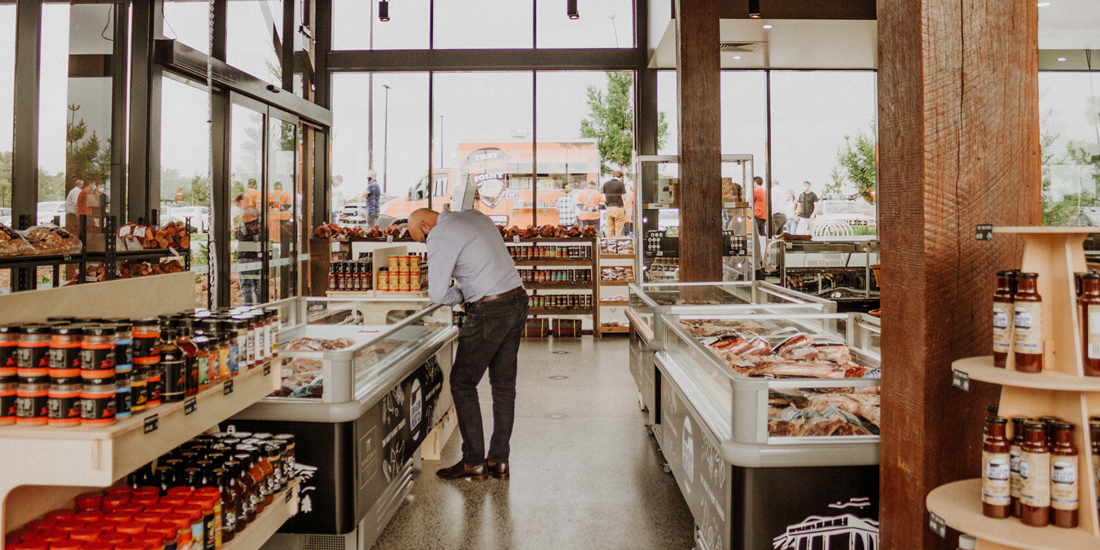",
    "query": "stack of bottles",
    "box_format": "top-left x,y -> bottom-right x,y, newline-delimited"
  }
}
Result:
1,308 -> 281,427
980,413 -> 1100,529
518,269 -> 591,285
507,245 -> 592,261
3,431 -> 296,550
327,256 -> 373,292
